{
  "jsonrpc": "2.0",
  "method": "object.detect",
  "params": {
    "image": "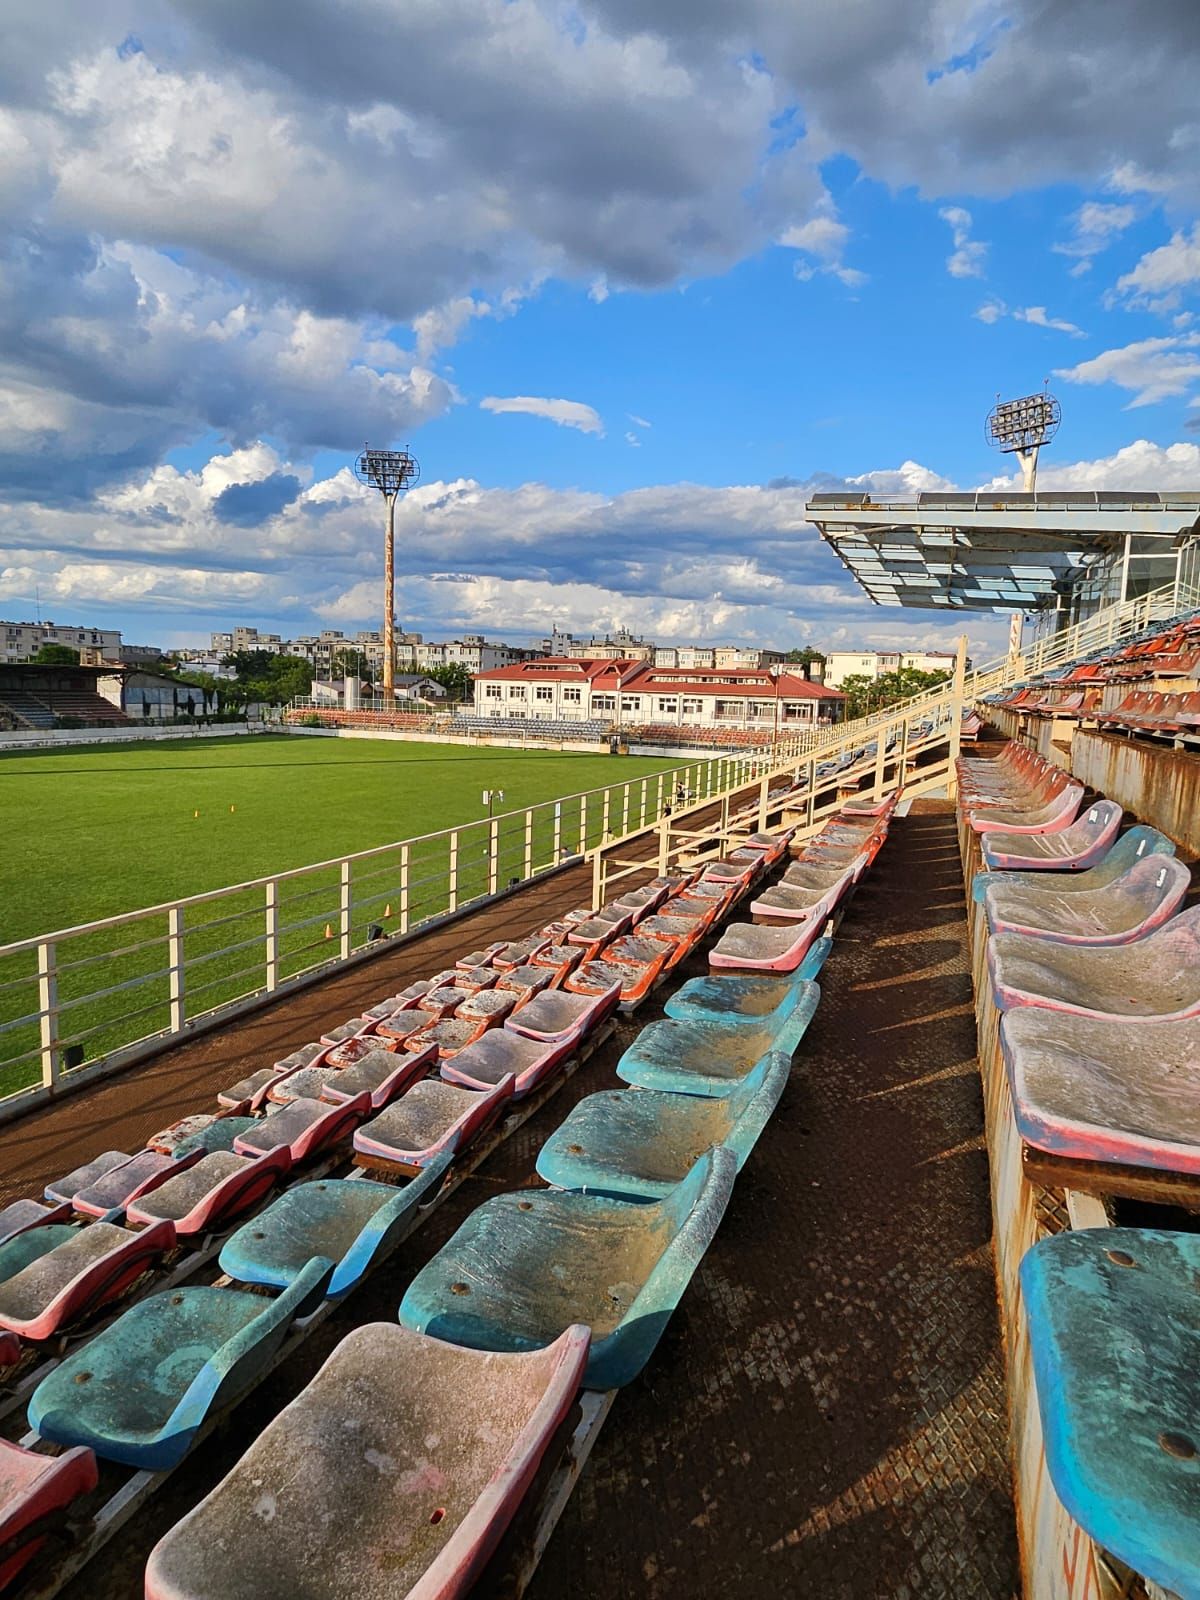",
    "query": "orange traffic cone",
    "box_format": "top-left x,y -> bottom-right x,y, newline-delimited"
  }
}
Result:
193,809 -> 199,819
384,903 -> 392,918
324,923 -> 333,939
